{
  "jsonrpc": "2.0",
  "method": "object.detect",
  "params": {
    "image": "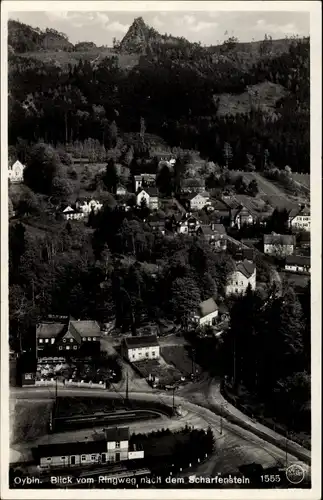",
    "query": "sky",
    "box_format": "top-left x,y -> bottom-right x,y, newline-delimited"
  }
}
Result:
9,10 -> 310,47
